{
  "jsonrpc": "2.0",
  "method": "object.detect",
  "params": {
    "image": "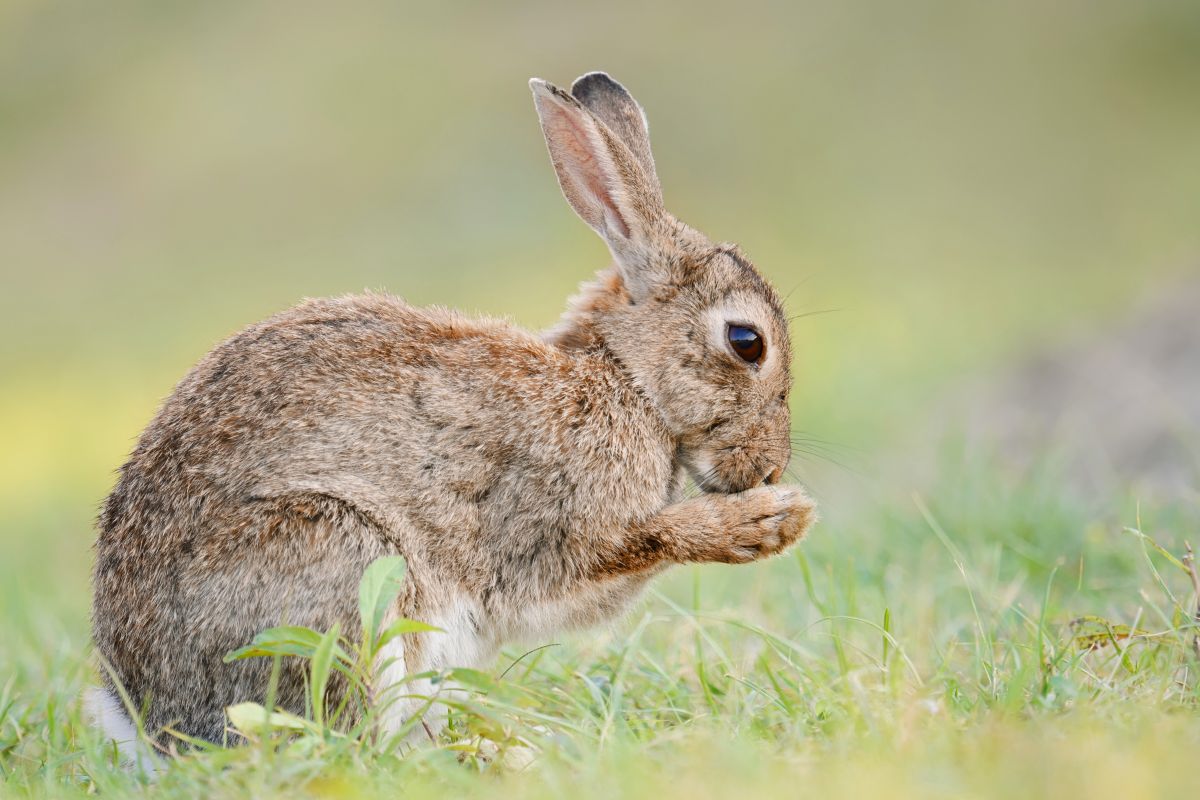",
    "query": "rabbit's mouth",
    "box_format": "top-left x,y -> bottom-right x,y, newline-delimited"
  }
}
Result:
687,448 -> 780,494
